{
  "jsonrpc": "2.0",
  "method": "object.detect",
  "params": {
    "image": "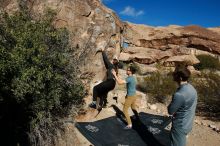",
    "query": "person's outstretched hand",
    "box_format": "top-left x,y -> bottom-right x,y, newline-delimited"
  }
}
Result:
95,47 -> 104,55
111,69 -> 117,76
100,47 -> 104,52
